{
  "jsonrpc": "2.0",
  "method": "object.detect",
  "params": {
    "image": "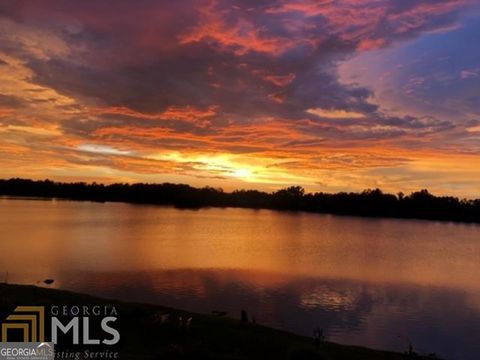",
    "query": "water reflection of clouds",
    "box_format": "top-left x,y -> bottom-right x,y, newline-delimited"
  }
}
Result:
300,286 -> 357,311
57,268 -> 480,360
4,201 -> 480,292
